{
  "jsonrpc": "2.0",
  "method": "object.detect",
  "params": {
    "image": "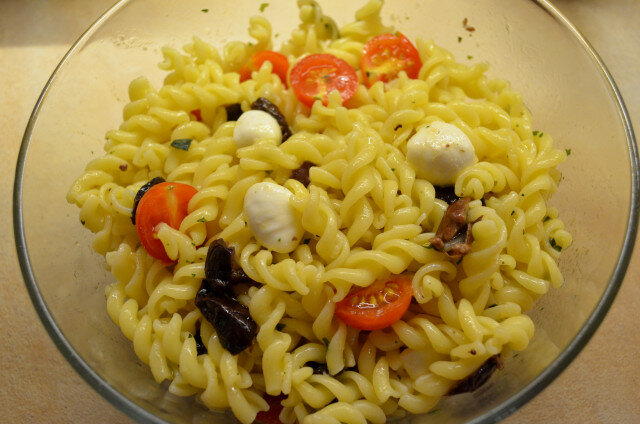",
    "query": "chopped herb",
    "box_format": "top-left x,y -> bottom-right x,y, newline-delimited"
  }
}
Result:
274,33 -> 279,38
80,220 -> 85,225
487,304 -> 497,308
540,307 -> 544,311
515,123 -> 519,127
538,132 -> 544,137
322,337 -> 330,347
259,2 -> 269,12
276,323 -> 285,331
197,217 -> 207,223
191,273 -> 196,277
394,31 -> 399,36
510,210 -> 515,216
521,193 -> 525,197
467,55 -> 473,60
549,238 -> 562,252
522,230 -> 525,235
247,42 -> 254,47
278,237 -> 281,242
201,8 -> 208,12
109,150 -> 115,154
171,138 -> 192,151
456,257 -> 463,265
532,130 -> 539,136
303,238 -> 311,244
543,216 -> 550,222
458,36 -> 462,43
397,374 -> 402,380
565,148 -> 571,156
315,234 -> 320,237
391,167 -> 396,171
